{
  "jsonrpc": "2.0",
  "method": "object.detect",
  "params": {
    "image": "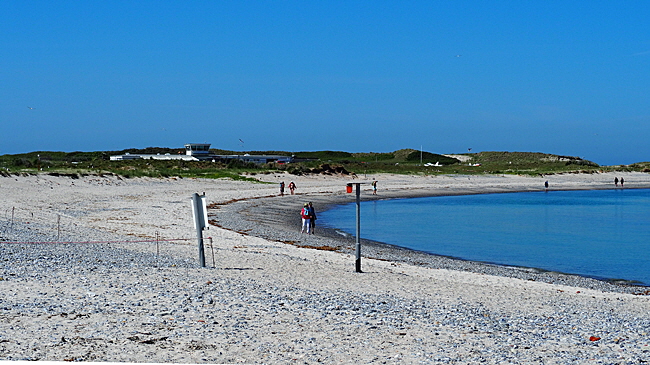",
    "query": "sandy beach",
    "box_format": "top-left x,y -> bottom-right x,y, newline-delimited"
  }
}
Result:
2,171 -> 650,363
